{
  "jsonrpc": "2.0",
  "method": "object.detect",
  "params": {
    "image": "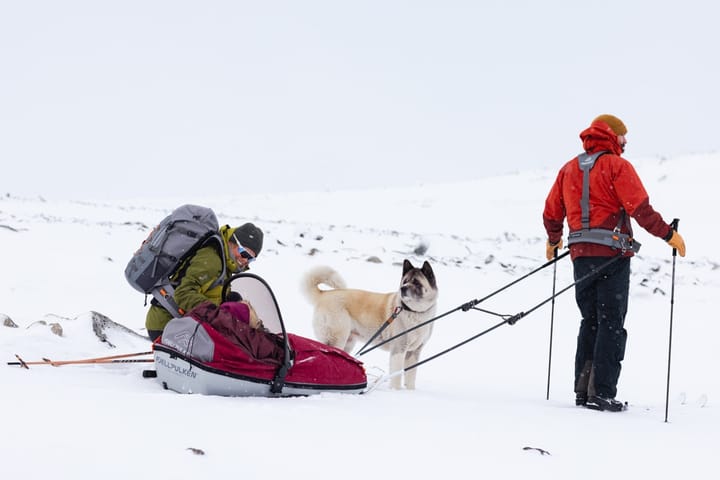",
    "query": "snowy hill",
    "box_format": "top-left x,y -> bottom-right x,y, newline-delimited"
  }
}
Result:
1,153 -> 717,479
